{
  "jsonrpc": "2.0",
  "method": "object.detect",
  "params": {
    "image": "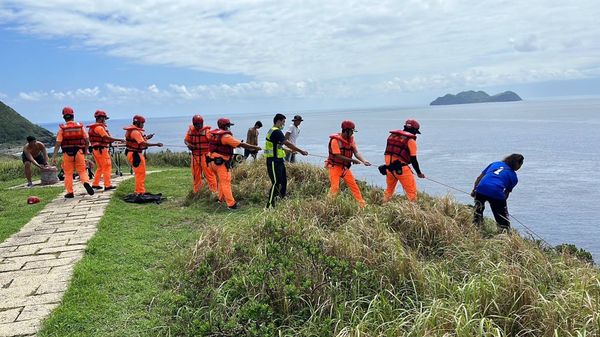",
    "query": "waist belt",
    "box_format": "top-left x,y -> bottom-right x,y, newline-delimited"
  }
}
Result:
206,155 -> 231,168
